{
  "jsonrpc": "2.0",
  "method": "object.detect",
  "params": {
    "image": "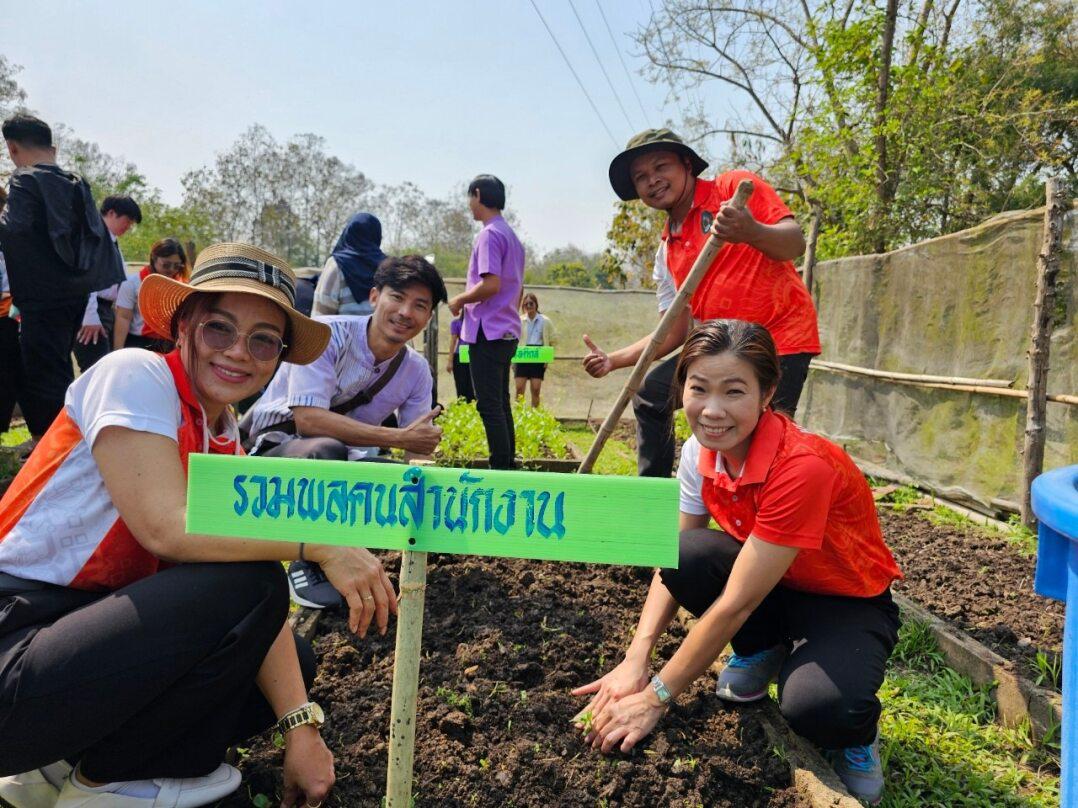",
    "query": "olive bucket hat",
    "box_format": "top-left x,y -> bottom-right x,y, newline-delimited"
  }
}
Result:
139,242 -> 330,365
608,127 -> 709,202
